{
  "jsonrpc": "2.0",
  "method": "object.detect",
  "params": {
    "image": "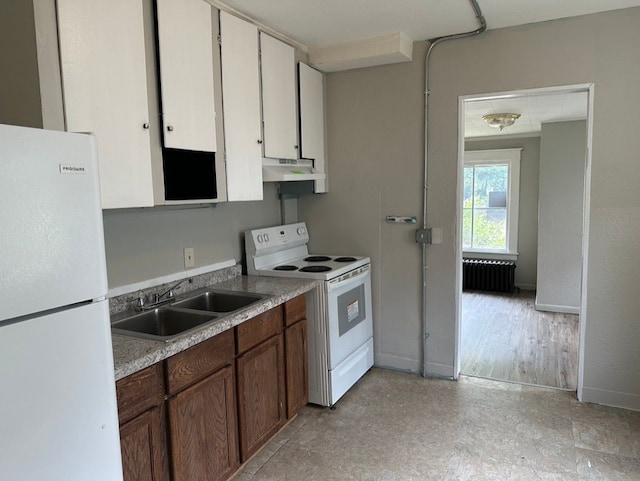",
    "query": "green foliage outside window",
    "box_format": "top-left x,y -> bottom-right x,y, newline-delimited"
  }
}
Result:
463,164 -> 508,250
